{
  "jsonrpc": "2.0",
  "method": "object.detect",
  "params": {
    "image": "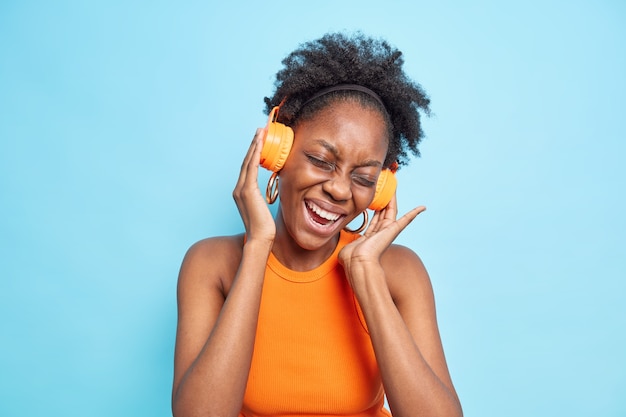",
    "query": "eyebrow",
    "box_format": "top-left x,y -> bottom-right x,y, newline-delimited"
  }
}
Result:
312,139 -> 383,168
